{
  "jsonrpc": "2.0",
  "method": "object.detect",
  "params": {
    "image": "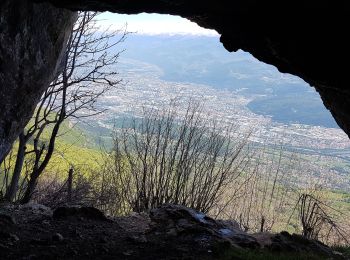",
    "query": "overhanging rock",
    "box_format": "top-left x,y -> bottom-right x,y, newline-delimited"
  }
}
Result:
0,0 -> 76,161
